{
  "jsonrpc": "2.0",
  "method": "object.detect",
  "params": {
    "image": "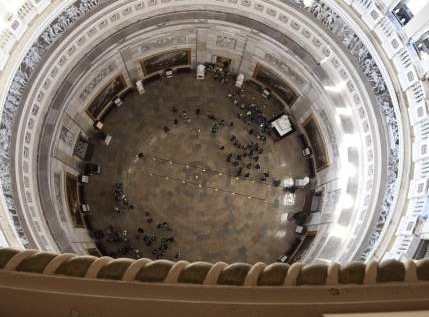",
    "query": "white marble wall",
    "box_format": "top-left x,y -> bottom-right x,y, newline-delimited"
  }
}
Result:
0,0 -> 102,252
342,0 -> 429,261
0,0 -> 52,70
